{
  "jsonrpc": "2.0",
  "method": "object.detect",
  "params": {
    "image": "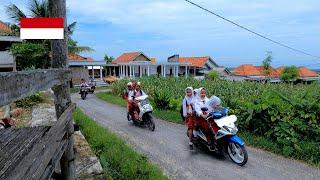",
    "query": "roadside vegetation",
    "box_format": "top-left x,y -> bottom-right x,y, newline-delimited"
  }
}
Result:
73,108 -> 168,180
96,77 -> 320,166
